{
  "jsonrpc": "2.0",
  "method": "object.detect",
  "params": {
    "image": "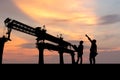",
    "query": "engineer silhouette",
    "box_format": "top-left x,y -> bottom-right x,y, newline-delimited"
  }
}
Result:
85,34 -> 98,64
